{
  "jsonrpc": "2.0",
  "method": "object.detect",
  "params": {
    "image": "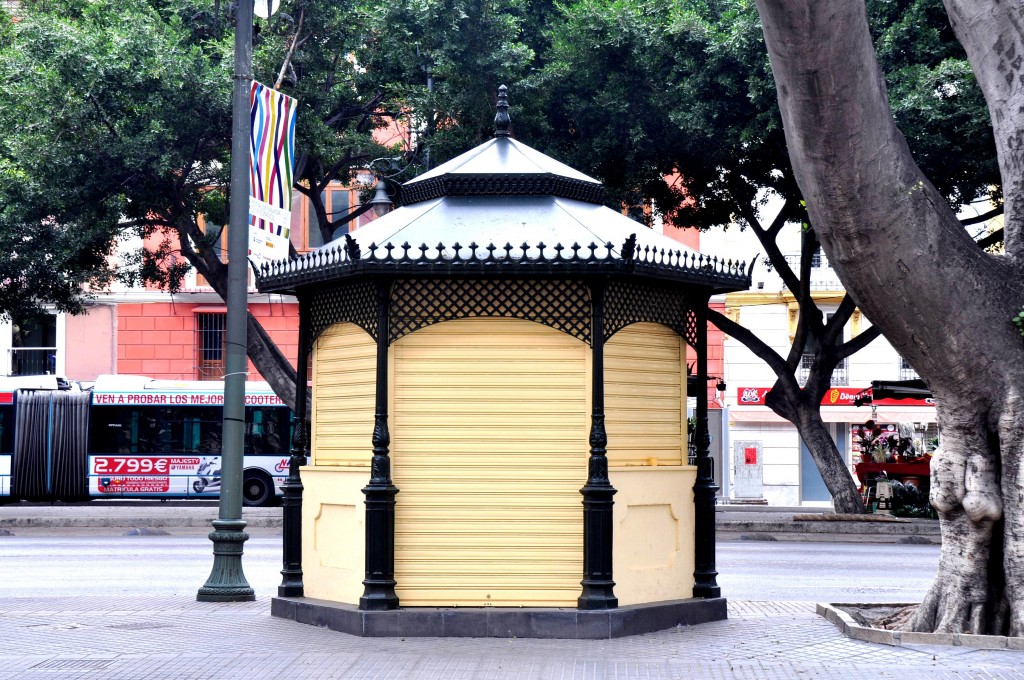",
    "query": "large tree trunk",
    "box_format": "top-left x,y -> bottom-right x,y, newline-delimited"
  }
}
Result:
754,0 -> 1024,635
